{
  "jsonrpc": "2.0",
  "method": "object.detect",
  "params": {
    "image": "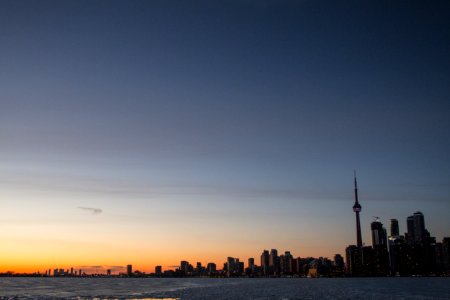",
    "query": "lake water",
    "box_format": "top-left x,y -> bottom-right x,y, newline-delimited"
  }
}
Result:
0,277 -> 449,299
